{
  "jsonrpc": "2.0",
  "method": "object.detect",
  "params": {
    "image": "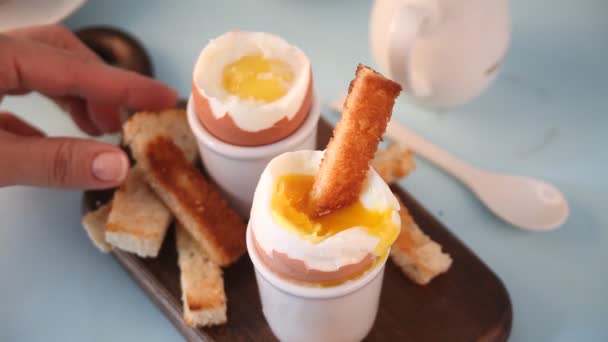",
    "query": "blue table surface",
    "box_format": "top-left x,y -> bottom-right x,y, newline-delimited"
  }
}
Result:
1,0 -> 607,341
